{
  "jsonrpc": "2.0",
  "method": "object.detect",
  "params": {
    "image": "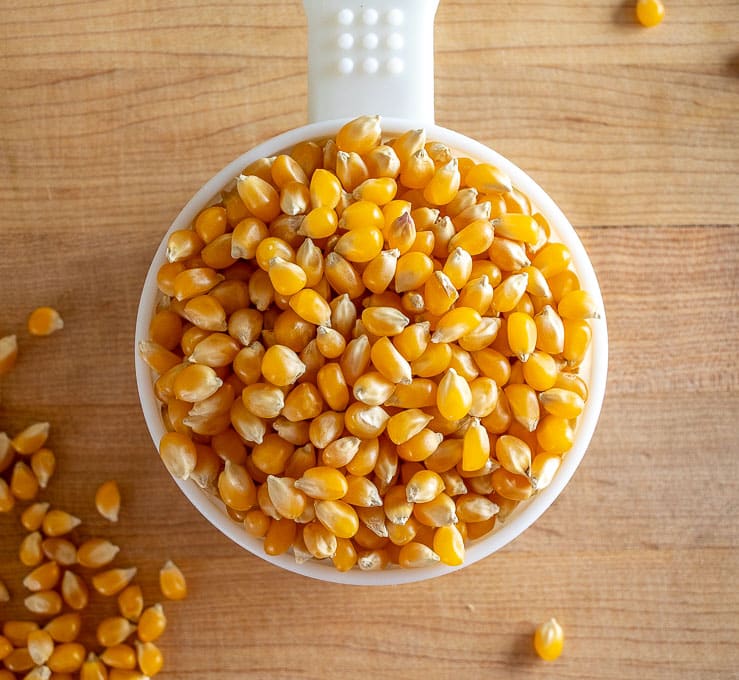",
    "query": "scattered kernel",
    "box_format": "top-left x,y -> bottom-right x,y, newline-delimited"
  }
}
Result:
27,307 -> 64,336
534,617 -> 564,661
